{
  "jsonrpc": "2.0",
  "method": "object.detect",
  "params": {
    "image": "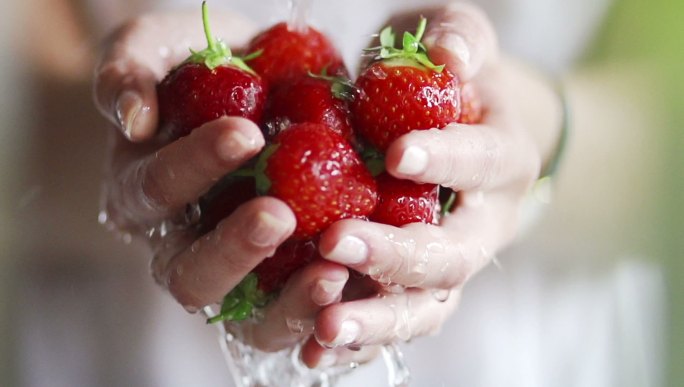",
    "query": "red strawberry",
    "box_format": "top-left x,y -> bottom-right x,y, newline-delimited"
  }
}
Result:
245,22 -> 346,86
351,18 -> 461,151
252,239 -> 319,294
263,72 -> 355,142
207,238 -> 320,323
370,173 -> 440,227
157,2 -> 267,140
262,123 -> 377,239
458,81 -> 484,124
198,176 -> 257,235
